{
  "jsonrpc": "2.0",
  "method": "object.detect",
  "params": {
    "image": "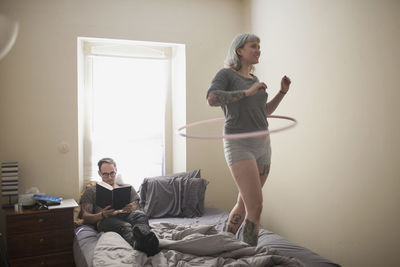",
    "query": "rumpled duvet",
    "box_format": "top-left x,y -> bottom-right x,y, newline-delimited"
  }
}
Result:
93,222 -> 305,267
